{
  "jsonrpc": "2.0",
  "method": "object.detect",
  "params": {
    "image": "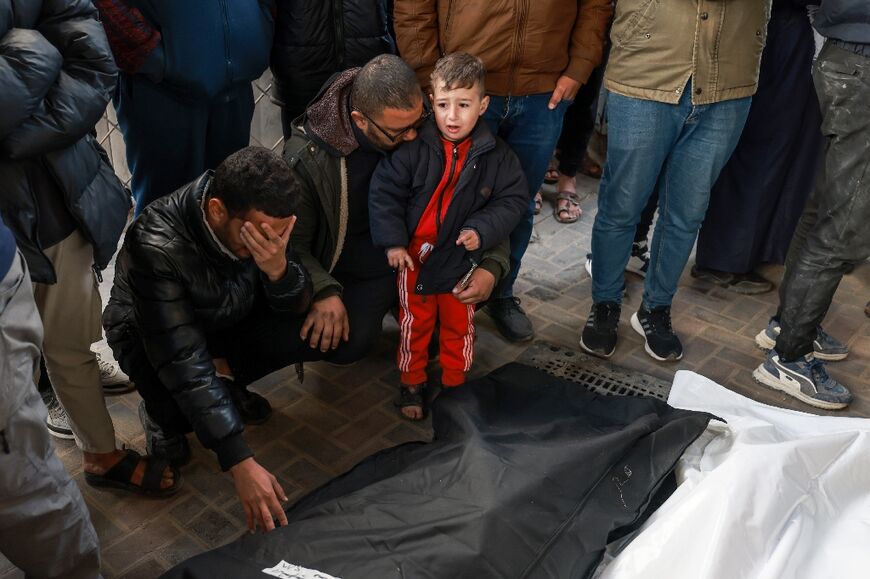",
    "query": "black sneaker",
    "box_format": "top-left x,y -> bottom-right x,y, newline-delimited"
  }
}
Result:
138,401 -> 191,468
484,297 -> 534,342
631,306 -> 683,361
580,301 -> 621,358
